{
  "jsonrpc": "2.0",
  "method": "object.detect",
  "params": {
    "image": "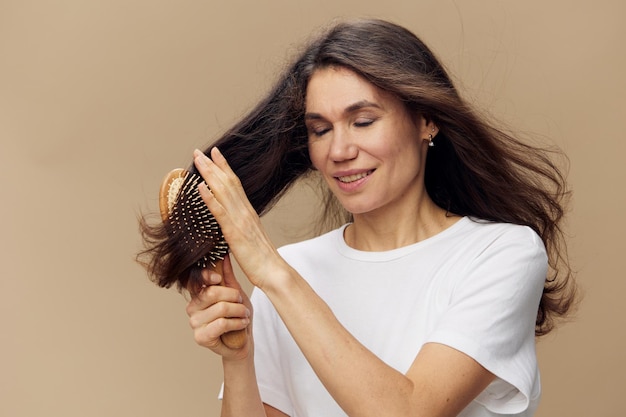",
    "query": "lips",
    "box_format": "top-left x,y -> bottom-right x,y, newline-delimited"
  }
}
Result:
336,170 -> 374,183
